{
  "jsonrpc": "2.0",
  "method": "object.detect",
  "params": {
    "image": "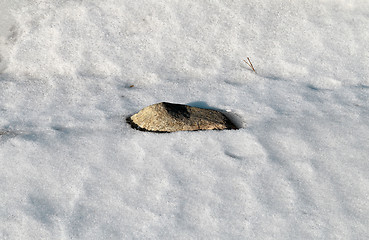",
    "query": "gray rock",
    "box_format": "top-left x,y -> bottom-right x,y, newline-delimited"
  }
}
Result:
127,102 -> 238,132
